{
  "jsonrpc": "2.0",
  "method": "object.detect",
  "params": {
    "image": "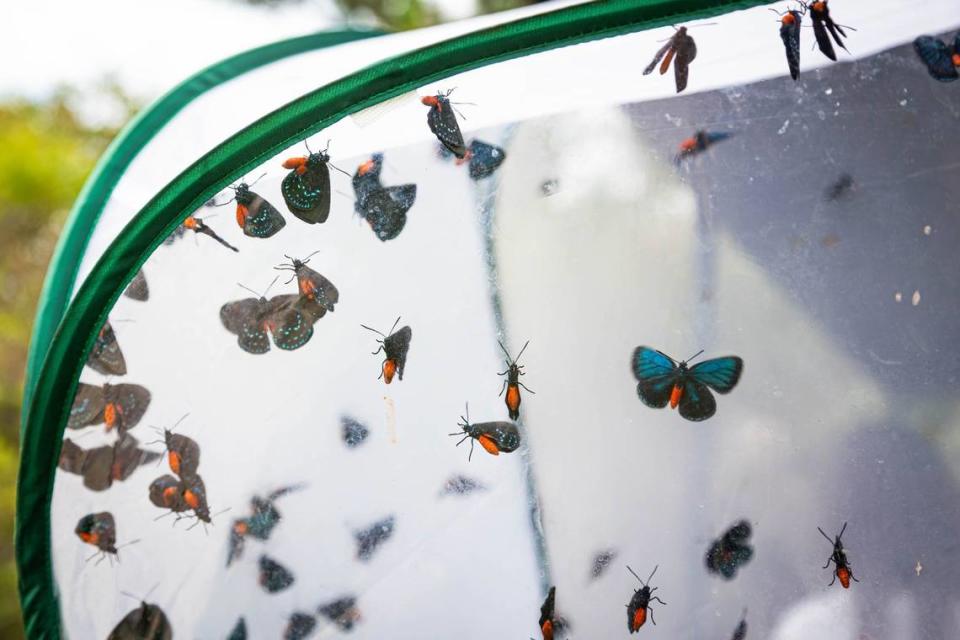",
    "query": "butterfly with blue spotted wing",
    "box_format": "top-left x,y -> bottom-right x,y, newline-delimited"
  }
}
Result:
422,89 -> 467,158
631,347 -> 743,421
913,33 -> 960,82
